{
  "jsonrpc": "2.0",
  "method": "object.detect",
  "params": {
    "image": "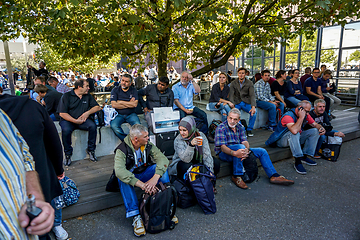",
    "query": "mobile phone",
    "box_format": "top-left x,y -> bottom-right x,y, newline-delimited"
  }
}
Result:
299,107 -> 304,111
105,99 -> 109,103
